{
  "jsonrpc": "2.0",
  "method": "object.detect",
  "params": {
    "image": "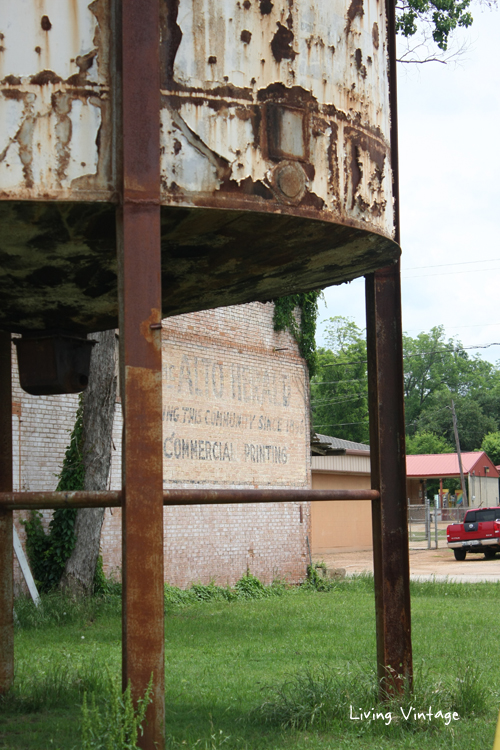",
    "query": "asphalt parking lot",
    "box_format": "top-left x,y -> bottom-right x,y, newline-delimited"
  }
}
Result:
315,545 -> 500,583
